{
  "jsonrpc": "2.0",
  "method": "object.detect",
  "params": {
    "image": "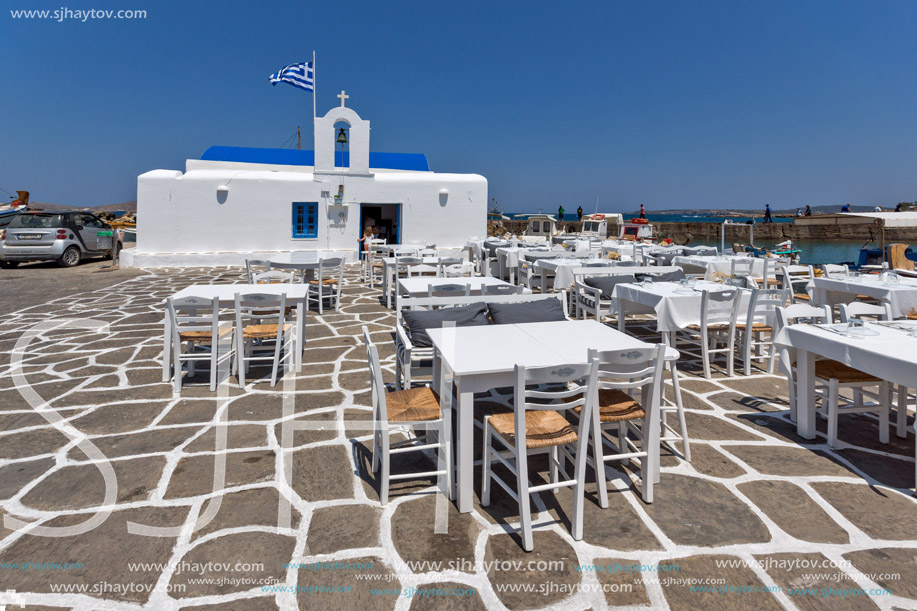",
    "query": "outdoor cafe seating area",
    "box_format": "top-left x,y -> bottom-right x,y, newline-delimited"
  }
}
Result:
160,236 -> 917,552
